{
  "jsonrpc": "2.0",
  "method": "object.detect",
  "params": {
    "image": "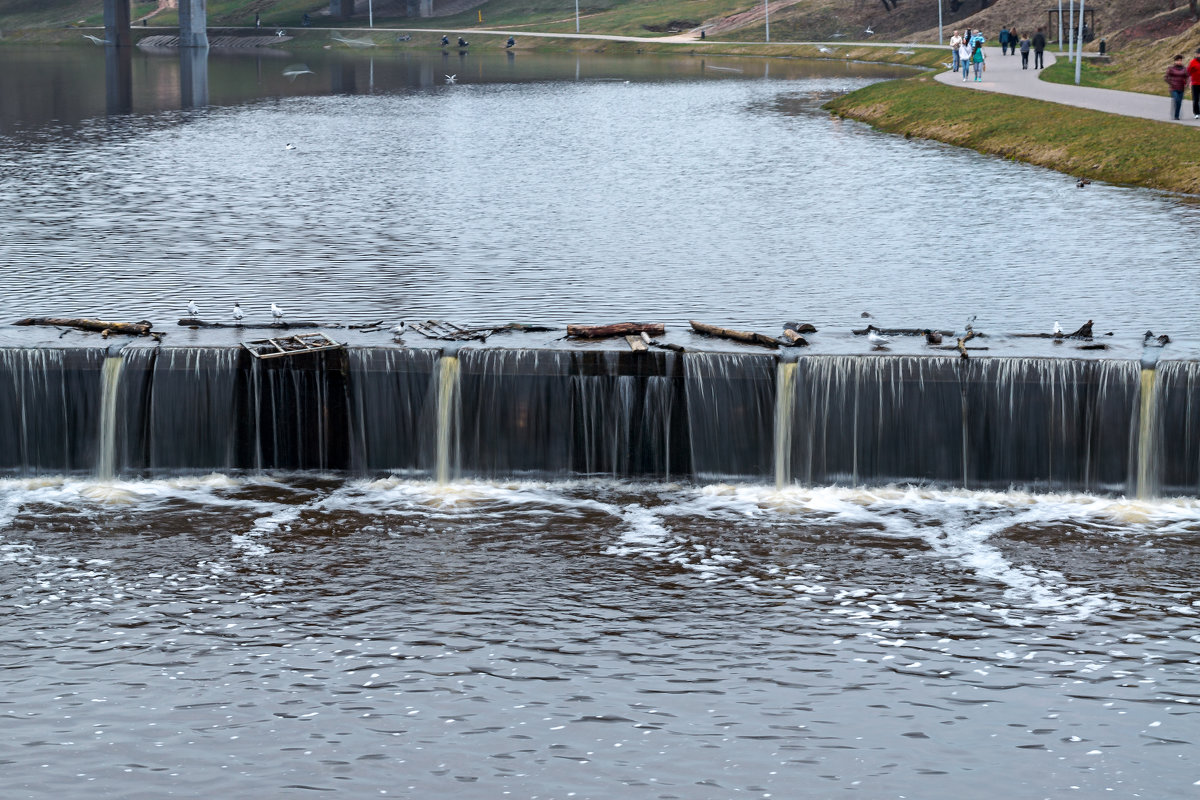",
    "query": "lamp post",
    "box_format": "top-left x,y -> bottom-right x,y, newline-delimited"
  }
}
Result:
1068,0 -> 1074,61
1057,0 -> 1063,50
1074,0 -> 1085,84
575,0 -> 579,32
938,0 -> 943,45
764,0 -> 770,43
368,0 -> 373,28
